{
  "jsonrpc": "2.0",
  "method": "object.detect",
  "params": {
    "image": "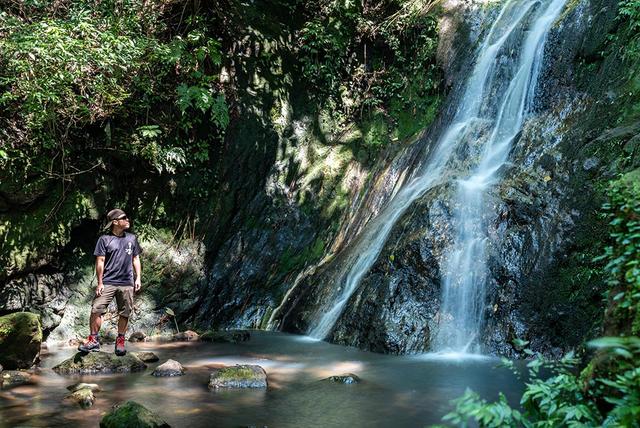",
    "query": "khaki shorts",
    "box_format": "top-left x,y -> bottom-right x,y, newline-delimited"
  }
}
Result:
91,285 -> 134,318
